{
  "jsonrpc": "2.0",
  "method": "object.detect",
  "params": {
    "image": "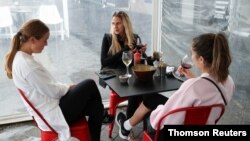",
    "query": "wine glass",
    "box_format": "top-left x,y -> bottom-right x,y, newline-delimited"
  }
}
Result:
181,54 -> 193,69
175,54 -> 193,77
122,51 -> 133,77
